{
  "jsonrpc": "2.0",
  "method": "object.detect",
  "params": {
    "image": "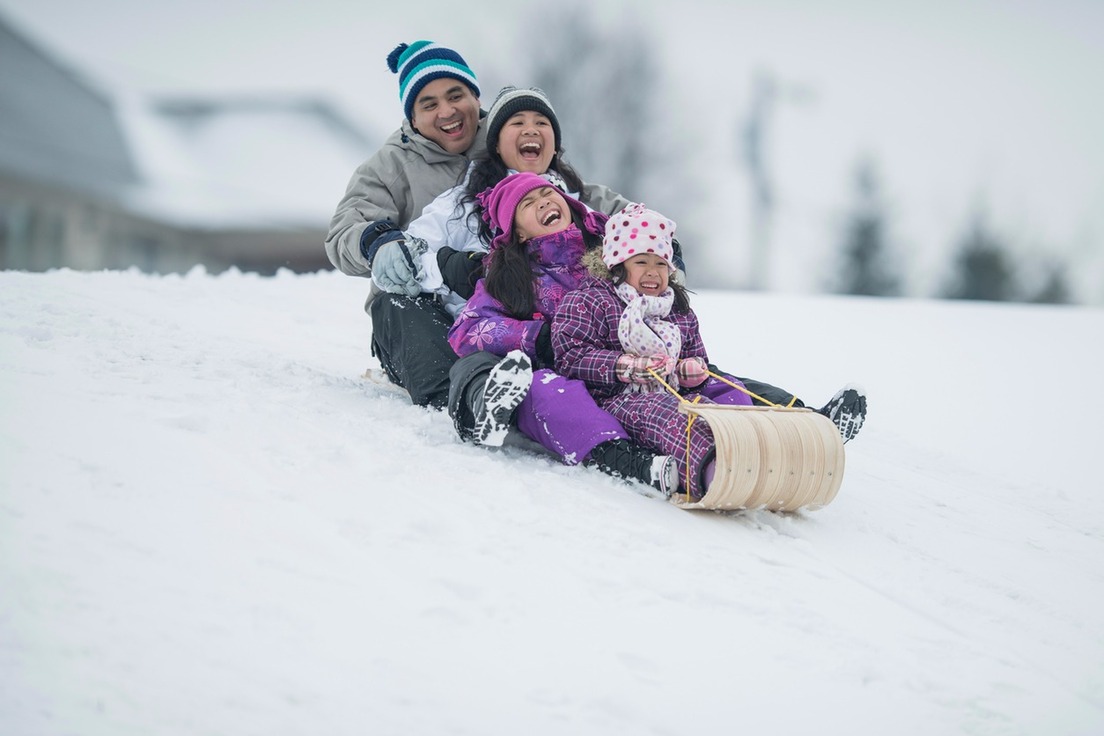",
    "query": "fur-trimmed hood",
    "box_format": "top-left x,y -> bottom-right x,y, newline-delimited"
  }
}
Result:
582,247 -> 613,280
581,246 -> 687,286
